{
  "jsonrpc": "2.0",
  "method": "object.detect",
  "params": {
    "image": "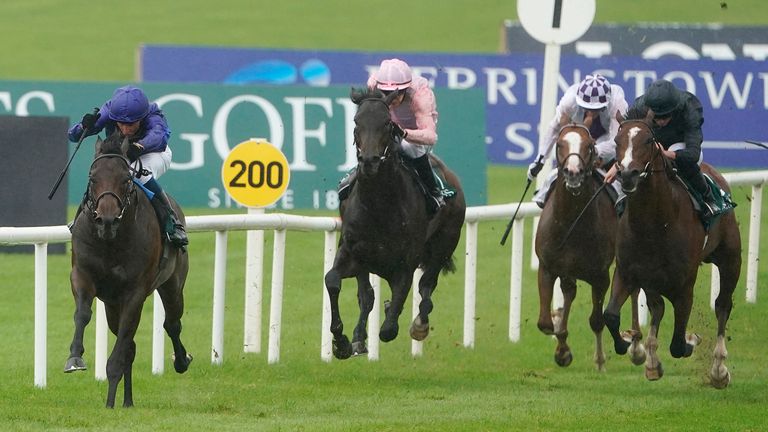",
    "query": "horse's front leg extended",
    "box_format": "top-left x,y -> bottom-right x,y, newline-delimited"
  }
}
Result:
351,274 -> 374,355
380,271 -> 414,343
105,300 -> 142,408
588,272 -> 610,372
669,286 -> 696,359
410,270 -> 438,341
603,267 -> 632,355
65,270 -> 94,372
536,267 -> 557,335
553,277 -> 576,368
324,266 -> 352,360
644,292 -> 665,381
627,288 -> 646,366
